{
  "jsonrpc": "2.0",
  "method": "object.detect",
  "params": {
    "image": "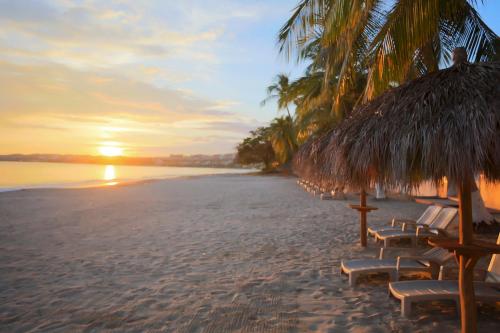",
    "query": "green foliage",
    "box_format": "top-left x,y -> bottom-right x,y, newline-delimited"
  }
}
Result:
236,116 -> 299,170
261,74 -> 294,117
245,0 -> 498,172
269,116 -> 298,164
235,127 -> 276,171
278,0 -> 498,107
